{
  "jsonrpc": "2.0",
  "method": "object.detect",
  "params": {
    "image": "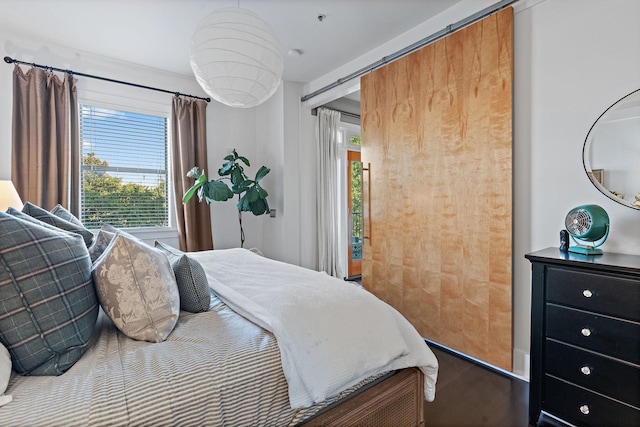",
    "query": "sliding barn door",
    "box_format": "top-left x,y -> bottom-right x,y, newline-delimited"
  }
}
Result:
361,8 -> 513,370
